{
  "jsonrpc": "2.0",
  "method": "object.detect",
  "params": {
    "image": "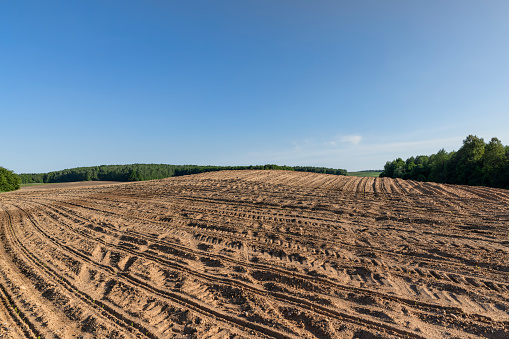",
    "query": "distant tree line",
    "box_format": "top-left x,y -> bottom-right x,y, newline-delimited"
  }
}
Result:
293,166 -> 347,176
380,135 -> 509,189
0,166 -> 21,192
19,164 -> 347,184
